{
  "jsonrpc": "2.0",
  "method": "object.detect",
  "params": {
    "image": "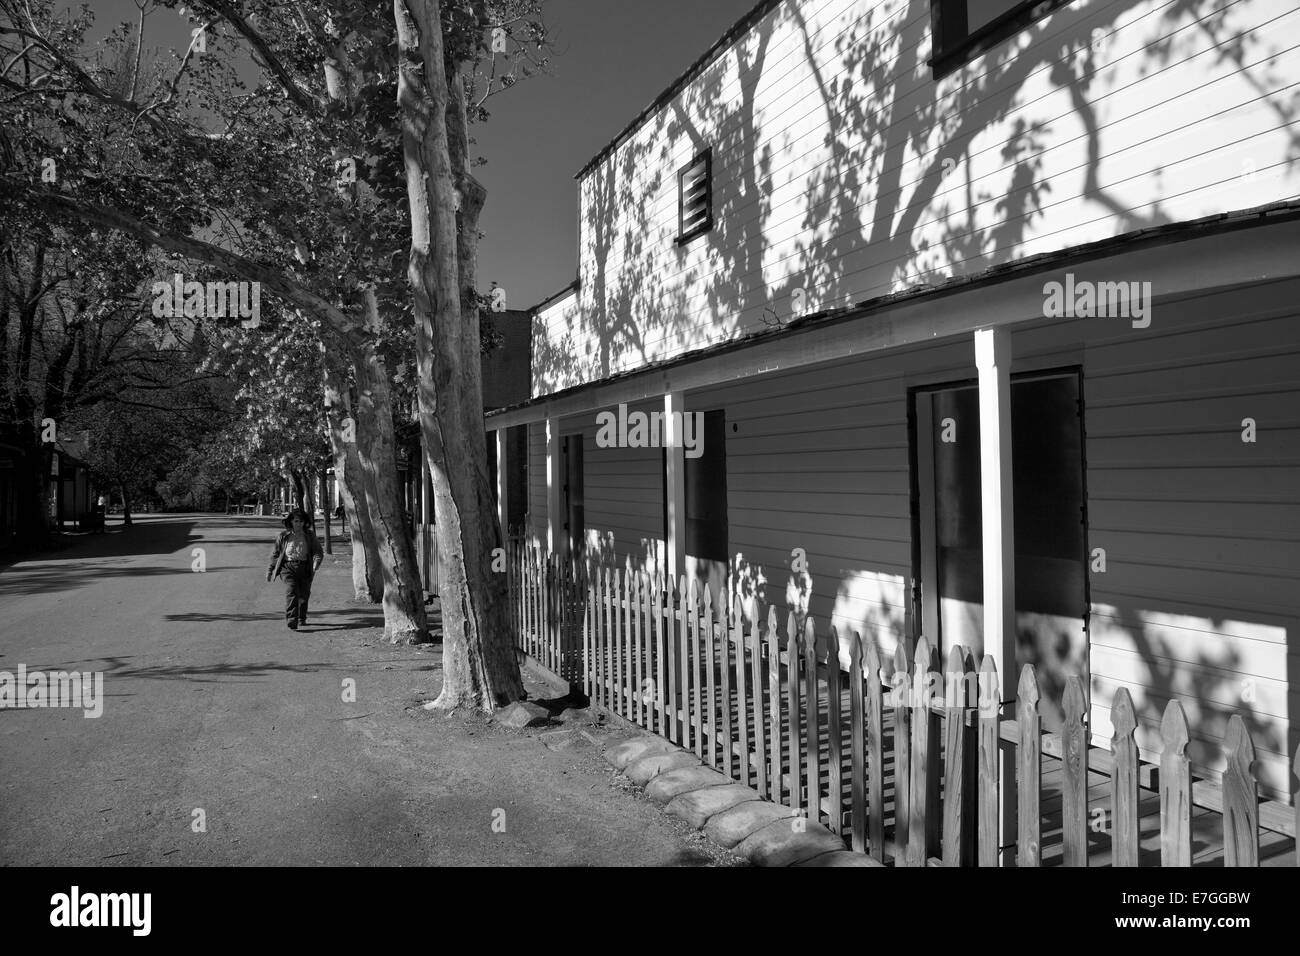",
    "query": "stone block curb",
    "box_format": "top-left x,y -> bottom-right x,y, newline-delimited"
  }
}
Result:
625,750 -> 701,786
